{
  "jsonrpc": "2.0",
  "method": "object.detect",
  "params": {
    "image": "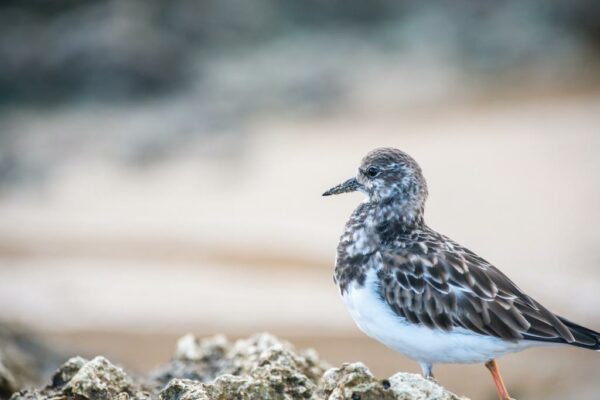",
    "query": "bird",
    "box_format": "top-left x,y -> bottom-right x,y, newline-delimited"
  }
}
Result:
322,147 -> 599,400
